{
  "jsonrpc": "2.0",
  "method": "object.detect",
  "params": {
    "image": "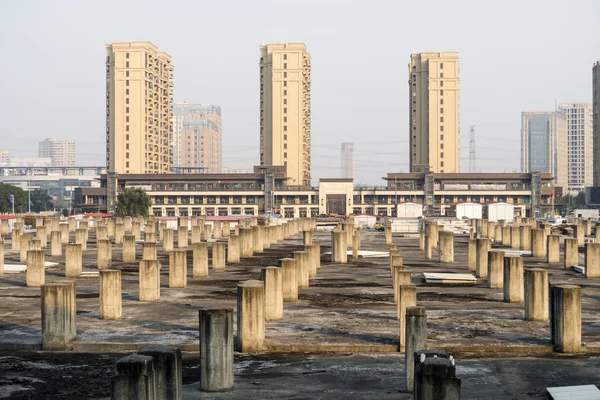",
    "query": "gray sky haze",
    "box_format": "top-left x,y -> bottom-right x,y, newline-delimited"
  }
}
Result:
0,0 -> 598,184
